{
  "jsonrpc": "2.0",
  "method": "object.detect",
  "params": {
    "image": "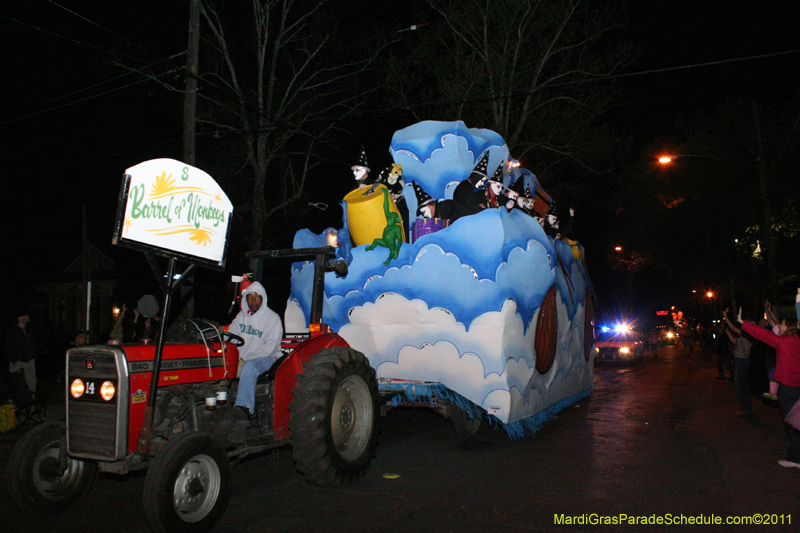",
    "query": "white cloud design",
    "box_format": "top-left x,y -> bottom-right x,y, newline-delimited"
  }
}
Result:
340,293 -> 592,424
